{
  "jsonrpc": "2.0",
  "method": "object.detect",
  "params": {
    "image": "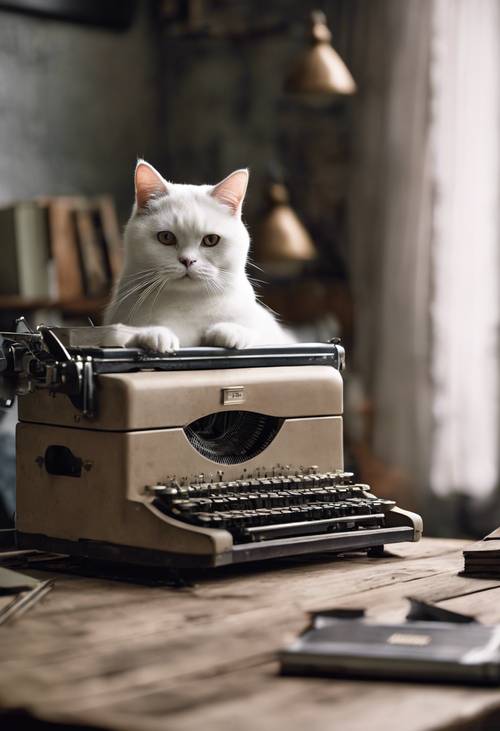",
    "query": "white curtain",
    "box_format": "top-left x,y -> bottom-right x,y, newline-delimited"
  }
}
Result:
349,0 -> 500,504
430,0 -> 500,498
349,0 -> 434,500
